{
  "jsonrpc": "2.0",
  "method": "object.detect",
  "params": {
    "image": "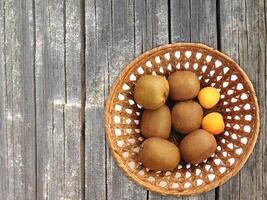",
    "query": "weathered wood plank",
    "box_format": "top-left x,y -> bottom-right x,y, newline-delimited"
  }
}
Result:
189,0 -> 217,47
218,0 -> 266,200
170,0 -> 190,43
85,0 -> 107,199
64,105 -> 82,199
171,0 -> 217,47
146,0 -> 169,47
0,0 -> 36,199
35,0 -> 65,199
35,0 -> 83,199
0,1 -> 8,198
106,0 -> 148,199
134,0 -> 147,54
264,3 -> 267,199
51,104 -> 65,199
135,0 -> 169,54
64,0 -> 83,199
65,0 -> 82,103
